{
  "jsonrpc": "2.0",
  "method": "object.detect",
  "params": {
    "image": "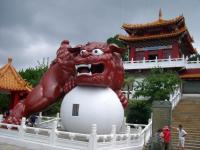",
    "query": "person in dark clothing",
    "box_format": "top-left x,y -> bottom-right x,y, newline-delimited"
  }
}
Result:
29,115 -> 37,127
